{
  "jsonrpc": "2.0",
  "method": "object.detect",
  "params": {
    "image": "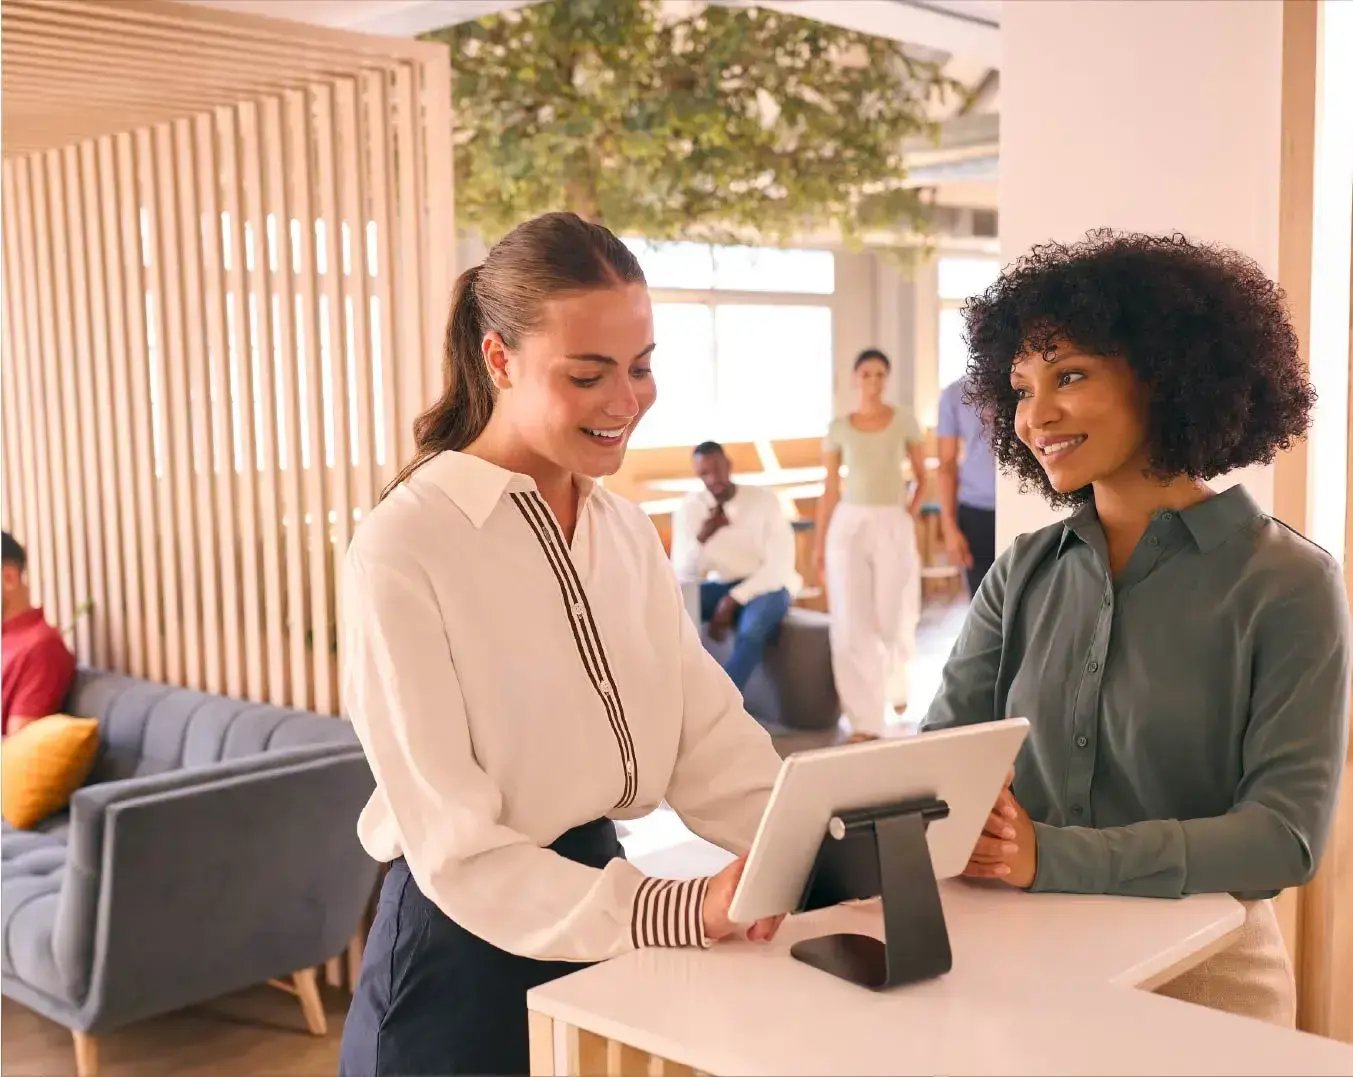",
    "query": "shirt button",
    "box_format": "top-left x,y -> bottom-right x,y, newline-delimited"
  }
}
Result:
572,601 -> 584,617
1148,535 -> 1160,547
1071,805 -> 1084,817
1102,593 -> 1110,607
600,681 -> 613,695
1087,660 -> 1099,674
1076,735 -> 1088,748
1161,512 -> 1174,521
625,759 -> 635,775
